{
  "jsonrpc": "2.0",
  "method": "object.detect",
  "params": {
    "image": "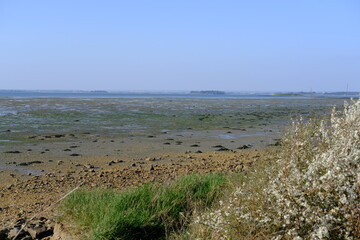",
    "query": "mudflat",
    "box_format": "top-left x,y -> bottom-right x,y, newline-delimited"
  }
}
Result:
0,97 -> 344,227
